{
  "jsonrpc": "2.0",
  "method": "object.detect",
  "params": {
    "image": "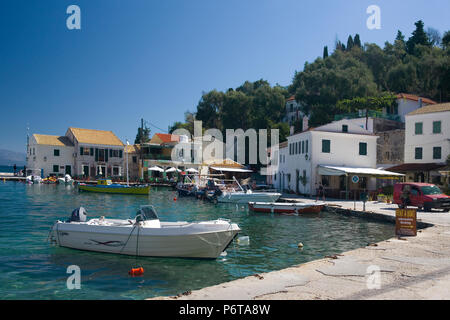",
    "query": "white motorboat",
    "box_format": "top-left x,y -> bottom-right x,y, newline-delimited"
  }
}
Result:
214,176 -> 281,204
217,190 -> 282,204
26,175 -> 42,184
49,206 -> 240,259
57,174 -> 74,185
